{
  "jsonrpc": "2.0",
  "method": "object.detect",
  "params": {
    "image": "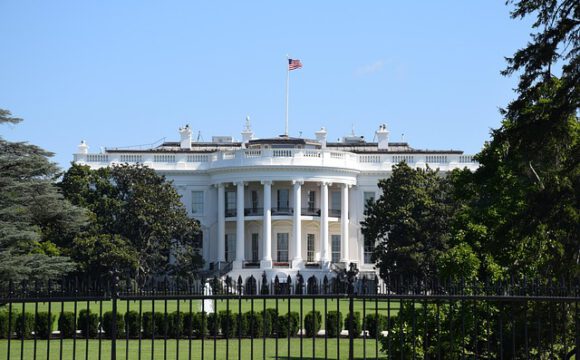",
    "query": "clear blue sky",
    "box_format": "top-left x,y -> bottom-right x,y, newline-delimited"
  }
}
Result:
0,1 -> 533,169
